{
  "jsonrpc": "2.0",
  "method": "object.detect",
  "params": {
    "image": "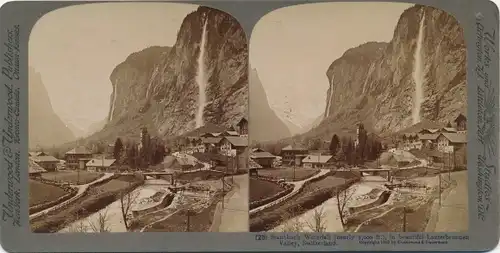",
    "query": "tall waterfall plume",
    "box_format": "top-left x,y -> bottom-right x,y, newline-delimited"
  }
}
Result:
412,12 -> 426,124
195,19 -> 209,128
325,75 -> 334,118
108,77 -> 118,122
